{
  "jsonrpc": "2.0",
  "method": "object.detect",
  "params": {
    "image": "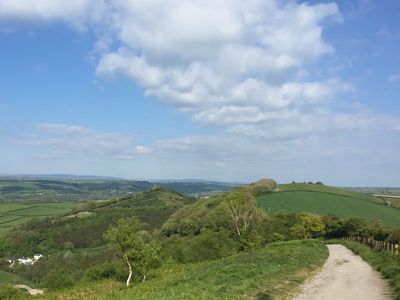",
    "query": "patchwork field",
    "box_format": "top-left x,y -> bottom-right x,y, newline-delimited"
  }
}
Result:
258,183 -> 400,228
0,202 -> 78,232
